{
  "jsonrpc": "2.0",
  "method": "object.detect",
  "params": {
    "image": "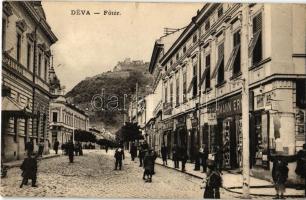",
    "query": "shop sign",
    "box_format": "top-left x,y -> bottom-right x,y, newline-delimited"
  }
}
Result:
208,113 -> 217,125
256,94 -> 264,108
207,94 -> 242,118
162,120 -> 174,131
176,115 -> 186,128
191,118 -> 198,128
